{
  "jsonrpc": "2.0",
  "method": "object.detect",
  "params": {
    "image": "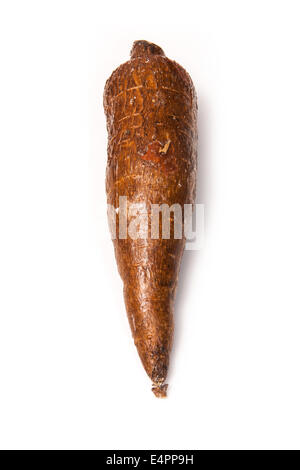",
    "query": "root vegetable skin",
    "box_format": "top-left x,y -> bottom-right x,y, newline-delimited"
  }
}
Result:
104,41 -> 197,397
